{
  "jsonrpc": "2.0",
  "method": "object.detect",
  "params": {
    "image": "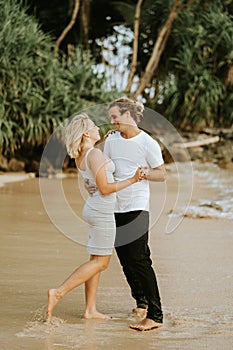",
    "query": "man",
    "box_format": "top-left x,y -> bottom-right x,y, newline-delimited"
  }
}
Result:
86,97 -> 166,331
